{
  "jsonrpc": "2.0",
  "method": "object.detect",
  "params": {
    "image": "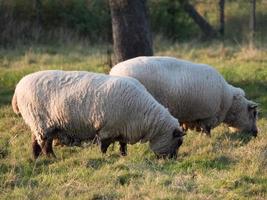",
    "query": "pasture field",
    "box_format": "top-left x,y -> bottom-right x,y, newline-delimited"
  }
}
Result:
0,41 -> 267,199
